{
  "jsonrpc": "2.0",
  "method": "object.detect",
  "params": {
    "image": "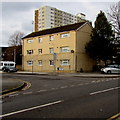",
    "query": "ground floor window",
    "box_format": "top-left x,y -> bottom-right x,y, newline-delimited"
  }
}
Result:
27,61 -> 33,66
38,60 -> 42,66
49,60 -> 54,66
61,59 -> 70,66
